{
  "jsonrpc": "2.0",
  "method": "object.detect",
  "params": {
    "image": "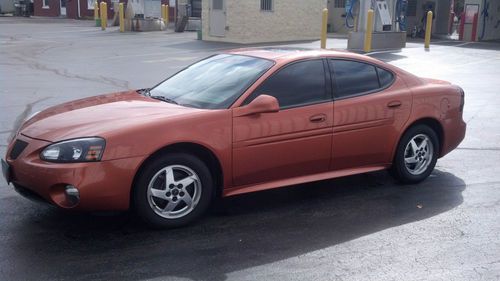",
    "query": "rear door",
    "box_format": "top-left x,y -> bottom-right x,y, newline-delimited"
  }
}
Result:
60,0 -> 67,16
232,59 -> 334,187
328,59 -> 411,170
